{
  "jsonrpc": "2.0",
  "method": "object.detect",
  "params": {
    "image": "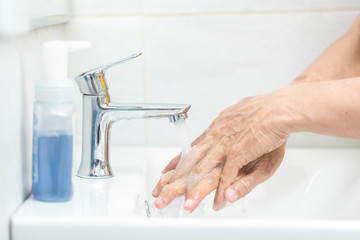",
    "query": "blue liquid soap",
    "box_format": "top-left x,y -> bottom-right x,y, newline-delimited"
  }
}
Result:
32,135 -> 73,202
